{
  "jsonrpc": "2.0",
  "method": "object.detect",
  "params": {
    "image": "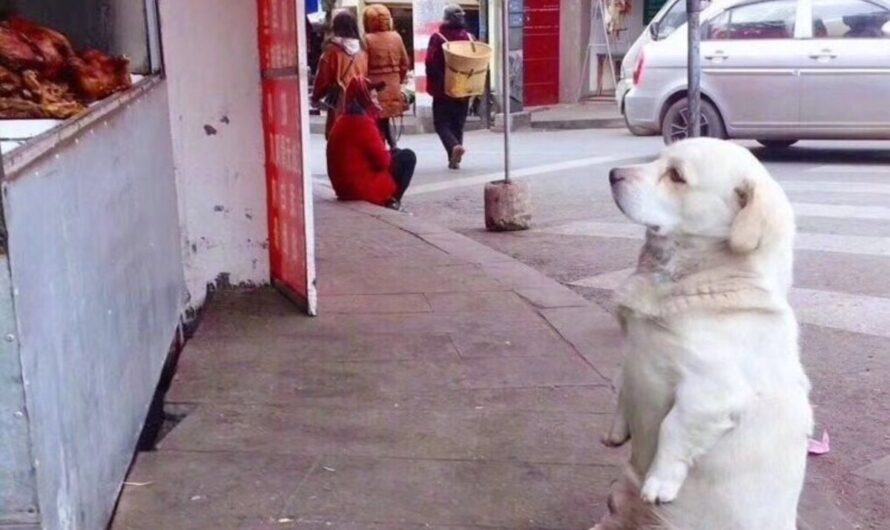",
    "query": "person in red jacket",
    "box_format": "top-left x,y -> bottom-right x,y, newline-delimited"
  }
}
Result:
326,77 -> 416,210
